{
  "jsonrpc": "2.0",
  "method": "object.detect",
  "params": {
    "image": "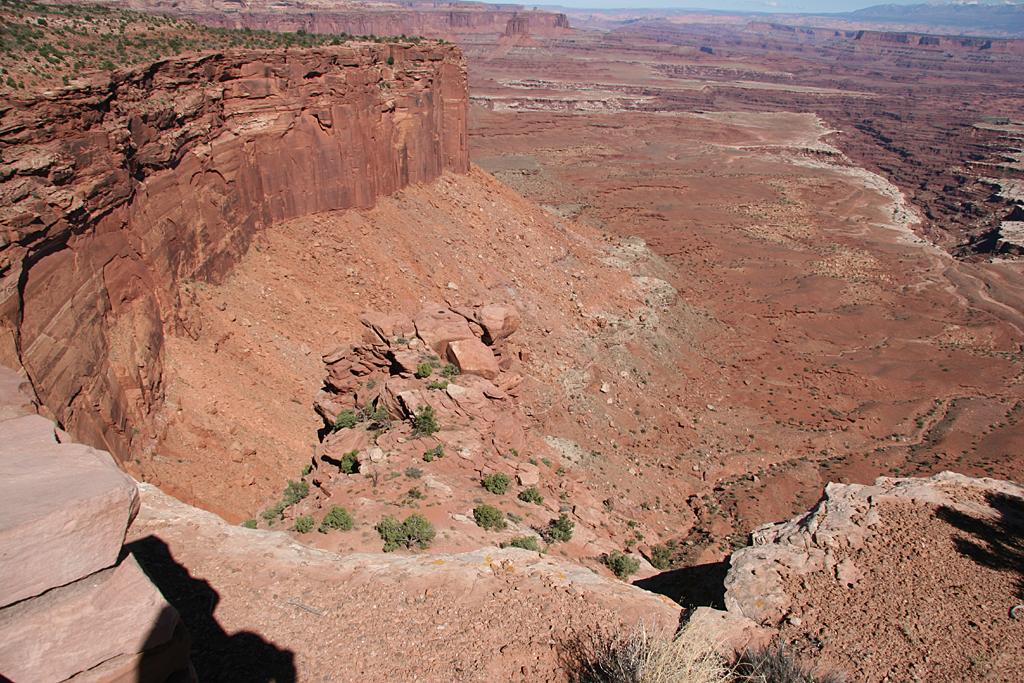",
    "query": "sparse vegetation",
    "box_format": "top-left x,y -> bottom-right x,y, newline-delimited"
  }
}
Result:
423,444 -> 444,462
732,645 -> 842,683
473,504 -> 507,530
0,1 -> 436,91
375,513 -> 435,551
318,505 -> 354,532
337,449 -> 360,475
564,624 -> 727,683
601,551 -> 640,579
241,518 -> 257,529
518,486 -> 544,505
648,542 -> 676,570
441,363 -> 460,378
482,472 -> 511,495
261,502 -> 286,524
405,466 -> 423,479
415,362 -> 433,378
500,535 -> 541,551
411,404 -> 440,436
292,515 -> 314,533
334,409 -> 358,430
542,514 -> 574,544
282,479 -> 309,505
427,379 -> 449,390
